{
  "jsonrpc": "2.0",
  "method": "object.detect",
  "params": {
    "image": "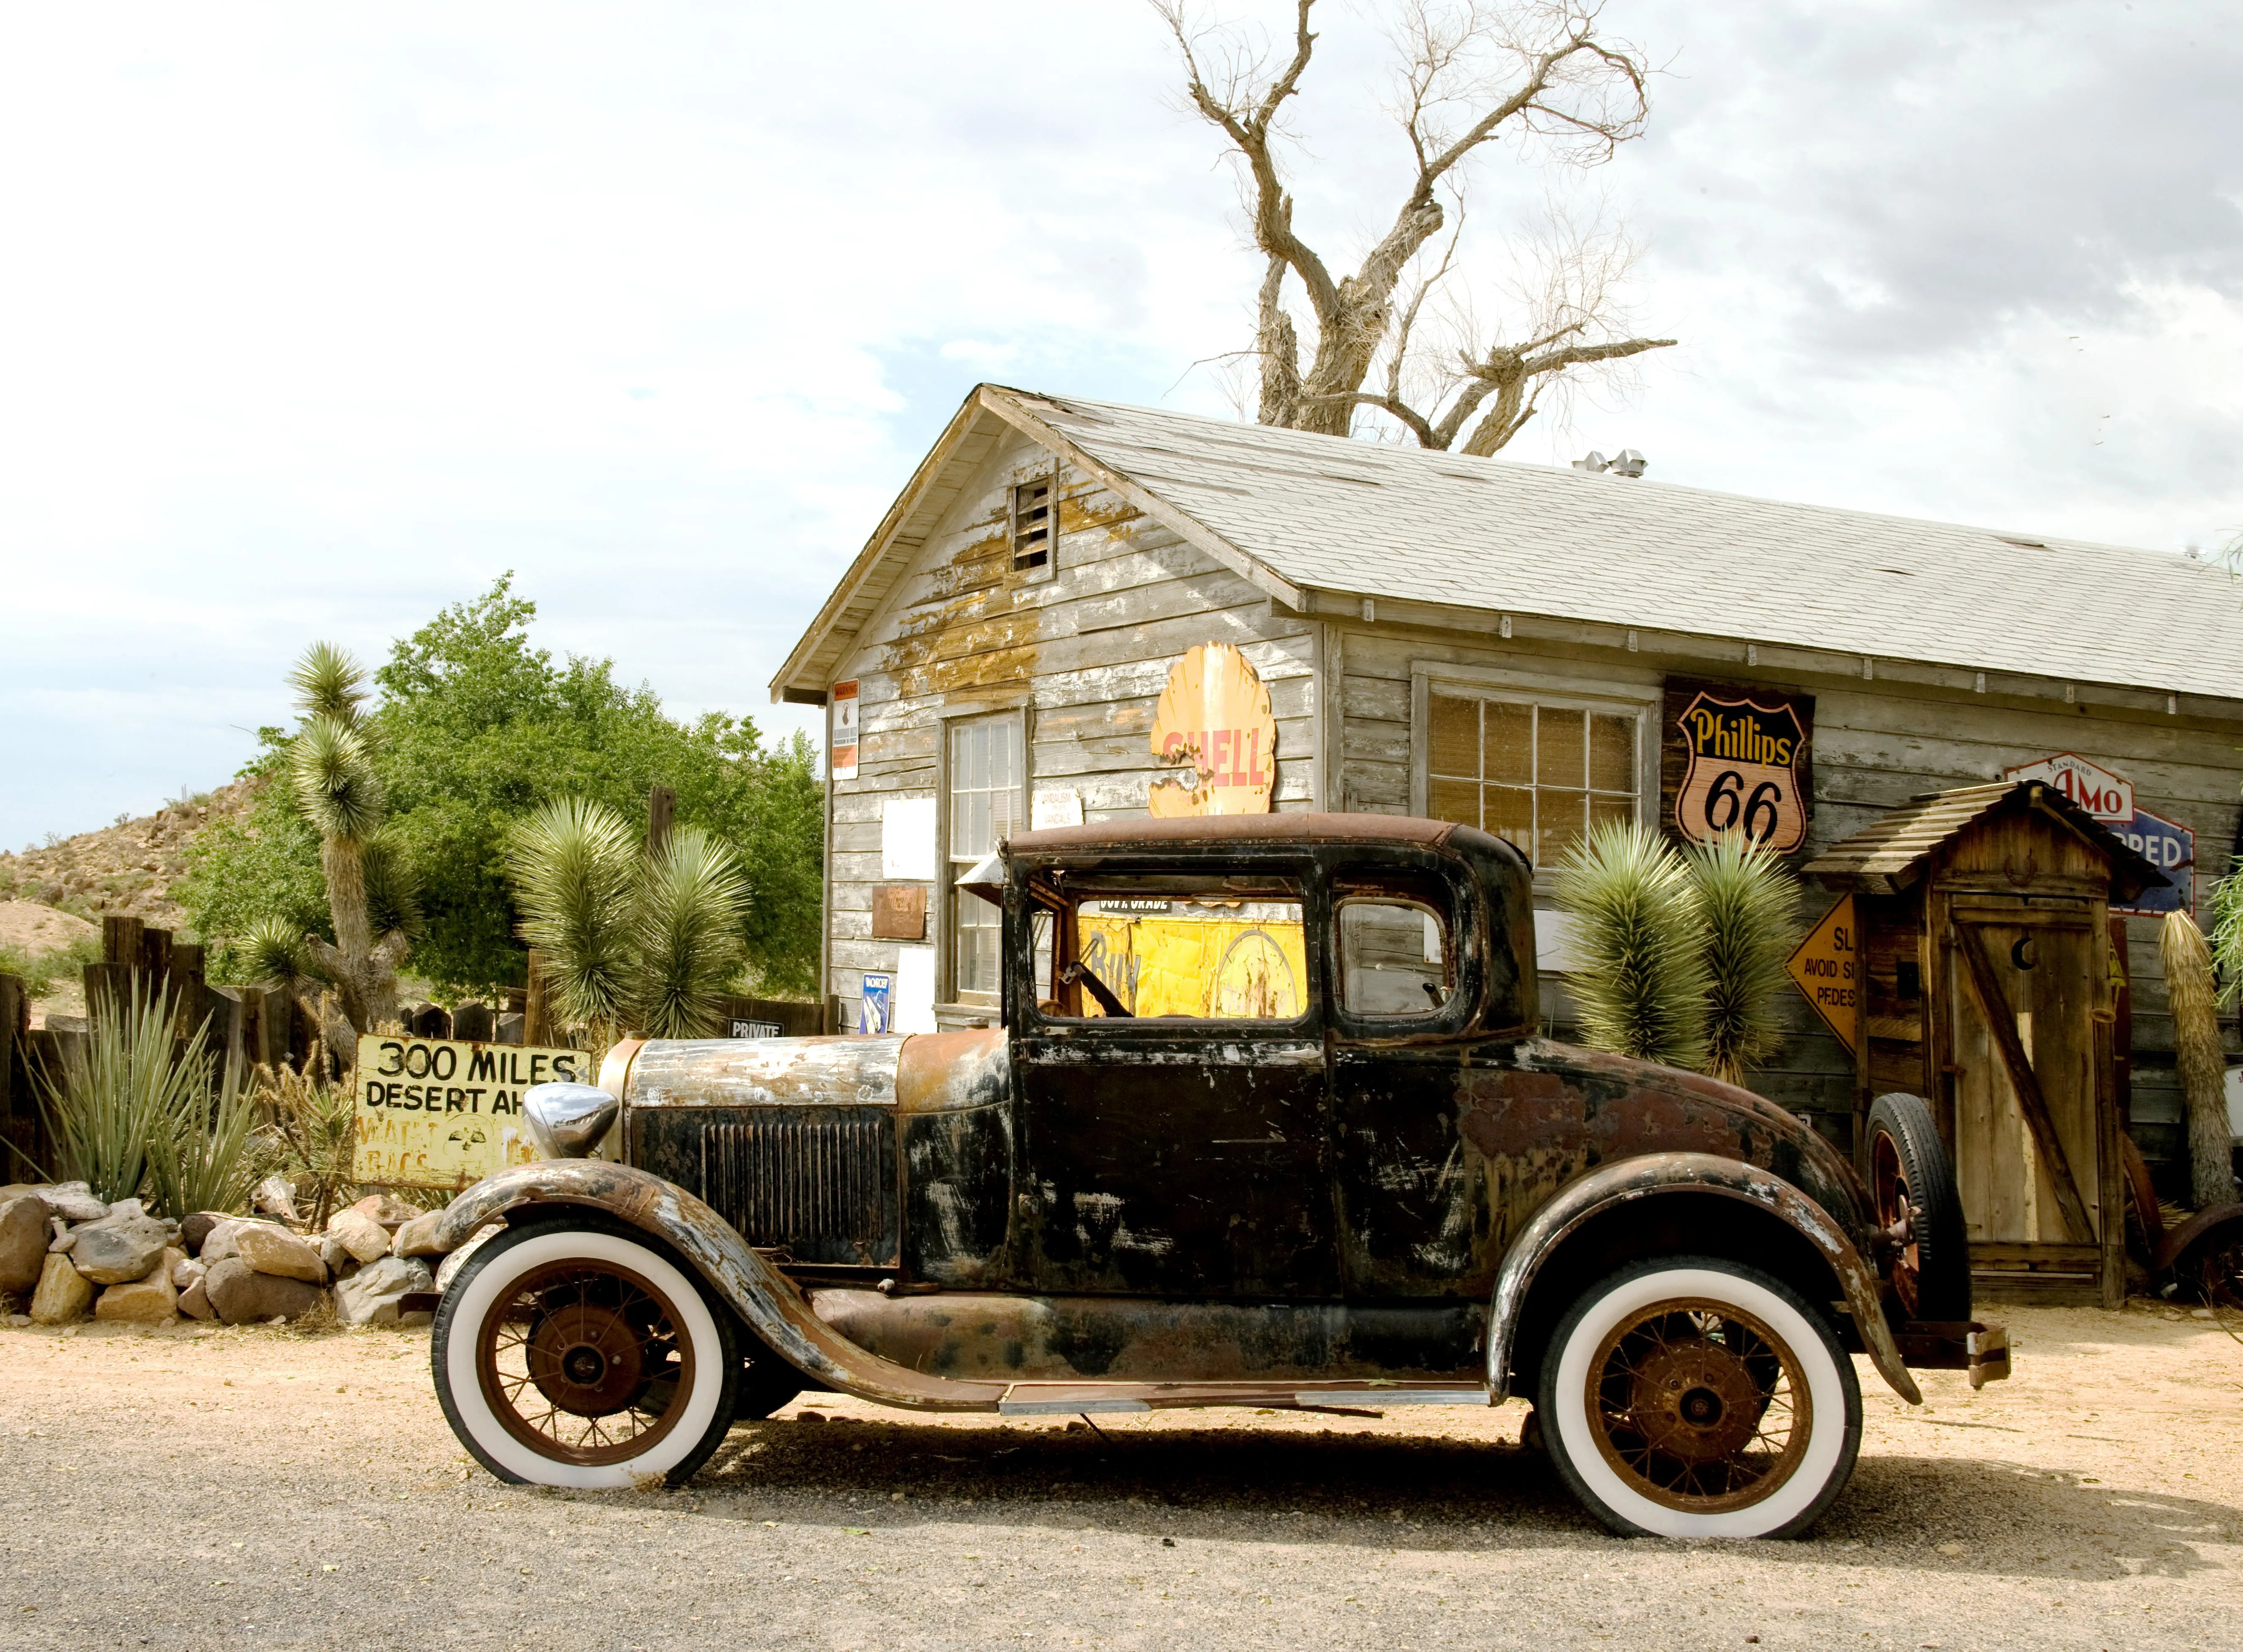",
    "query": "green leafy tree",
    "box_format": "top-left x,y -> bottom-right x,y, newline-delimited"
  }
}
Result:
179,575 -> 824,1000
